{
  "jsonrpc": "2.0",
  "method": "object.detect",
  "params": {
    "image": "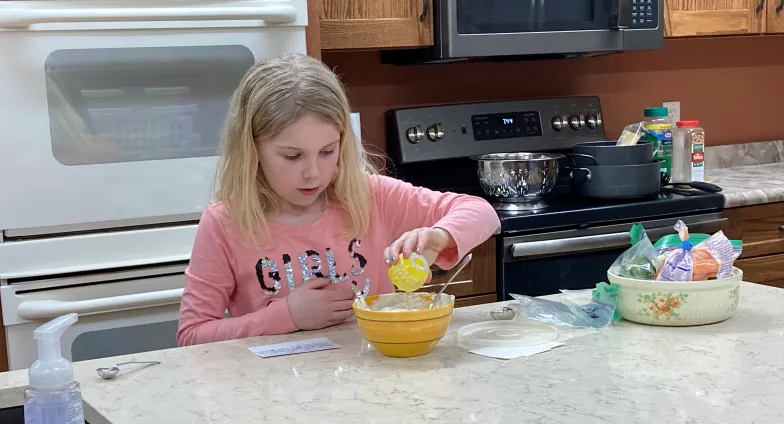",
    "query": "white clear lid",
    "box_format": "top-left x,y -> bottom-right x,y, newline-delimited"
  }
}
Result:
457,320 -> 558,349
